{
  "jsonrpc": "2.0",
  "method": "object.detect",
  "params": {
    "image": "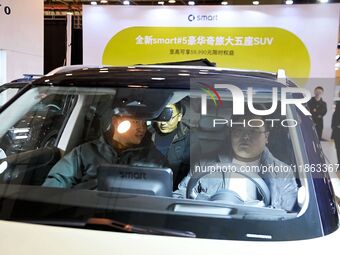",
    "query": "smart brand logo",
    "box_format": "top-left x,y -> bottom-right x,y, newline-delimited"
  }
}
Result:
119,171 -> 146,180
200,84 -> 312,116
188,14 -> 218,22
